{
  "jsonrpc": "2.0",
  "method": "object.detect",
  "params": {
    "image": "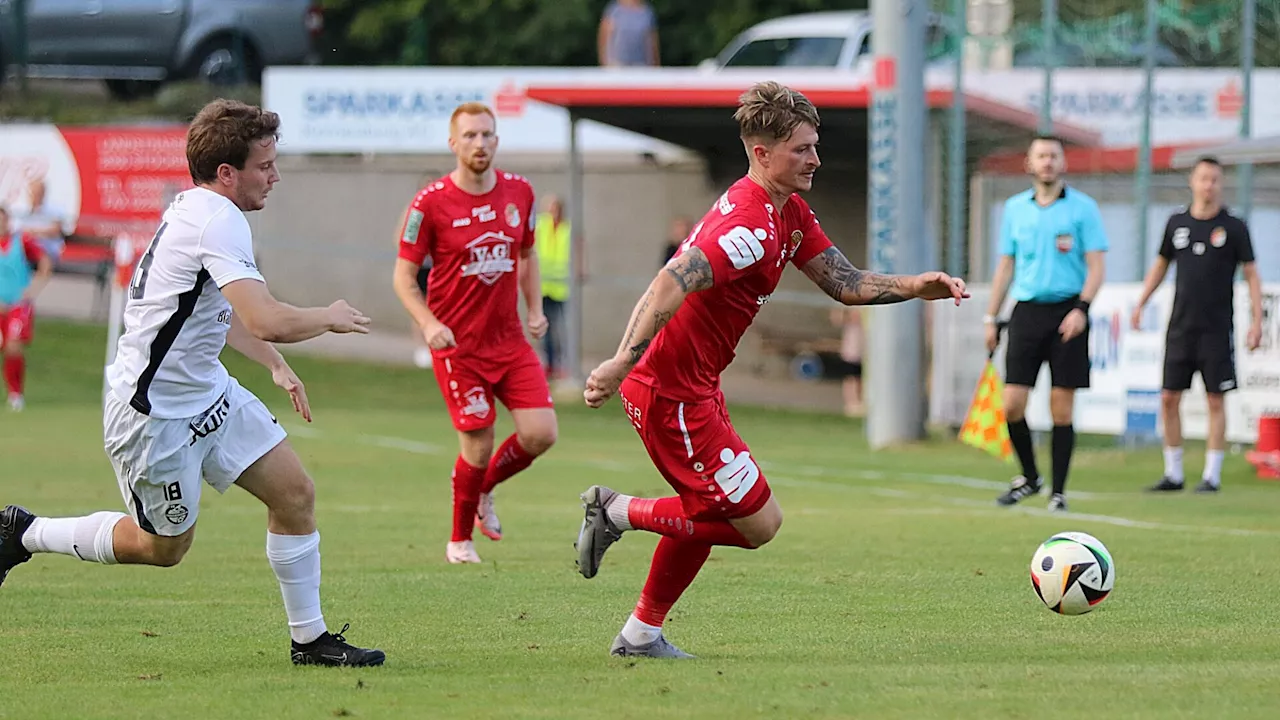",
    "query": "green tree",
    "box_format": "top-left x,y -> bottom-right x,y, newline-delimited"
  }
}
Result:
318,0 -> 867,68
